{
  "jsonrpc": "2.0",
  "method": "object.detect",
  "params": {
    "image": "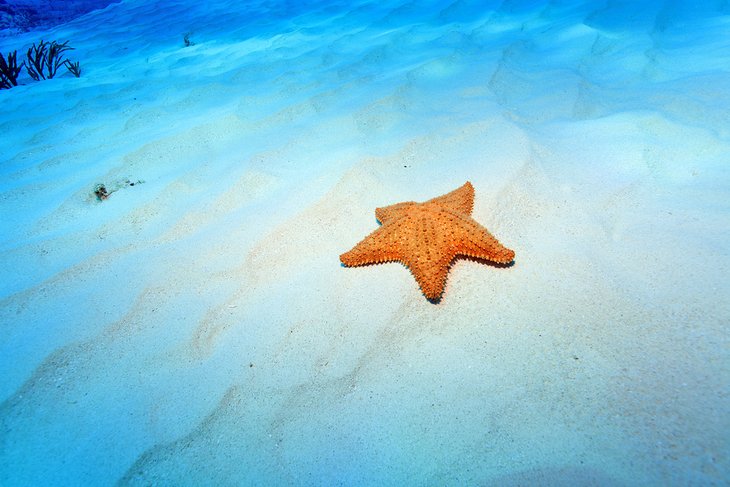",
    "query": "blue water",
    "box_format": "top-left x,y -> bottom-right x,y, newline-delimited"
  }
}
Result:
1,1 -> 729,485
